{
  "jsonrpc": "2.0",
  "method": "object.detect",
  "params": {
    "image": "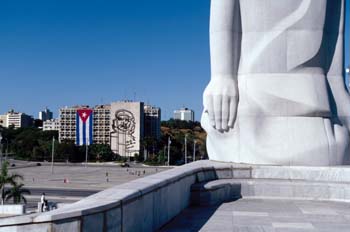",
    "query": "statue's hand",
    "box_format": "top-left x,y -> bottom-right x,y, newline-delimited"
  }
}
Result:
203,77 -> 238,132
